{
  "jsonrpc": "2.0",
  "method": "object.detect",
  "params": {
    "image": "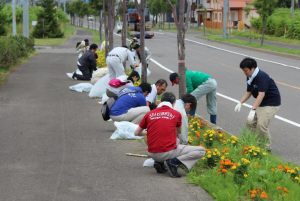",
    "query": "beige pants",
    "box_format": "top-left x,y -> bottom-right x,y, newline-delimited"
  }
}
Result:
148,144 -> 206,170
247,106 -> 280,143
110,106 -> 149,124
